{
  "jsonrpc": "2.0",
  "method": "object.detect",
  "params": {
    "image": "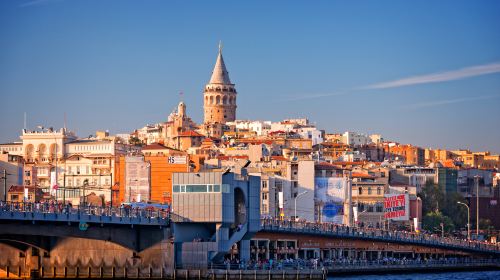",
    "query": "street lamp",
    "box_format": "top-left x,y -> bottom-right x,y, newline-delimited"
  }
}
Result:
294,191 -> 308,221
1,170 -> 13,201
474,175 -> 480,238
457,201 -> 470,241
